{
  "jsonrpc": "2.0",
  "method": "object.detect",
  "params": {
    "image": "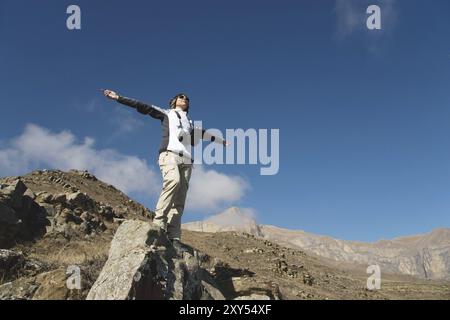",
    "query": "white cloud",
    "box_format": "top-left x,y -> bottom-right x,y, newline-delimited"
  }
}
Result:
0,123 -> 160,195
0,124 -> 249,210
187,166 -> 249,211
